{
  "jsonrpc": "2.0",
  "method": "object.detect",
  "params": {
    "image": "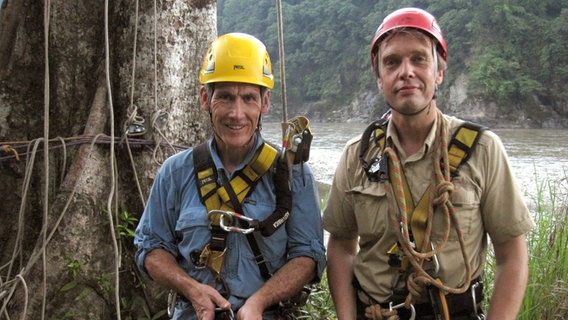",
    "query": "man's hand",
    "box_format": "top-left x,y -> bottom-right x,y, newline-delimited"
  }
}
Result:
145,249 -> 231,320
187,282 -> 231,320
235,300 -> 264,320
